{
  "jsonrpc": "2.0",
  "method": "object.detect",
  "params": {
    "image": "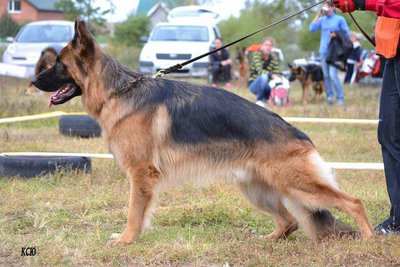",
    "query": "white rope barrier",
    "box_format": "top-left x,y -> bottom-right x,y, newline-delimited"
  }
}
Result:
0,152 -> 384,170
0,113 -> 382,171
284,117 -> 378,125
0,112 -> 379,125
329,162 -> 383,170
